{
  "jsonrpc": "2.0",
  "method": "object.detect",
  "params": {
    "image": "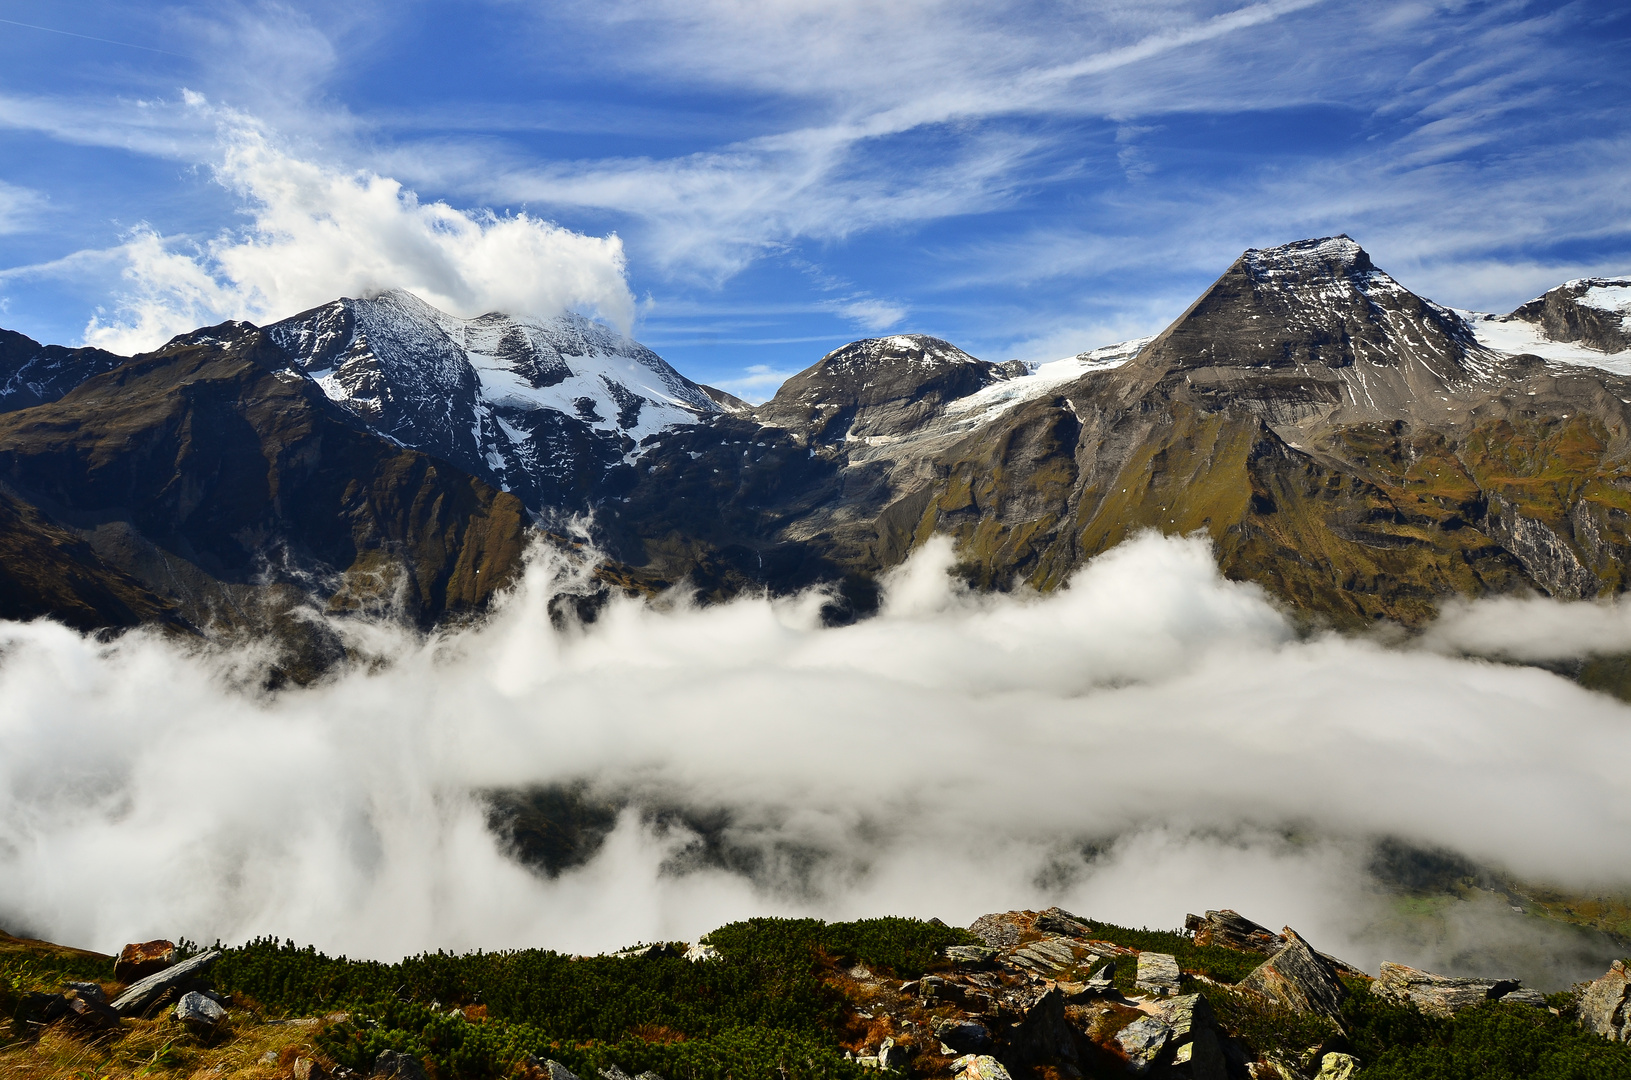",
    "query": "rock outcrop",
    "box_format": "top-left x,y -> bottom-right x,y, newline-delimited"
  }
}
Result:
1238,930 -> 1346,1021
1370,961 -> 1546,1019
110,949 -> 221,1016
1185,910 -> 1286,955
1578,959 -> 1631,1043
